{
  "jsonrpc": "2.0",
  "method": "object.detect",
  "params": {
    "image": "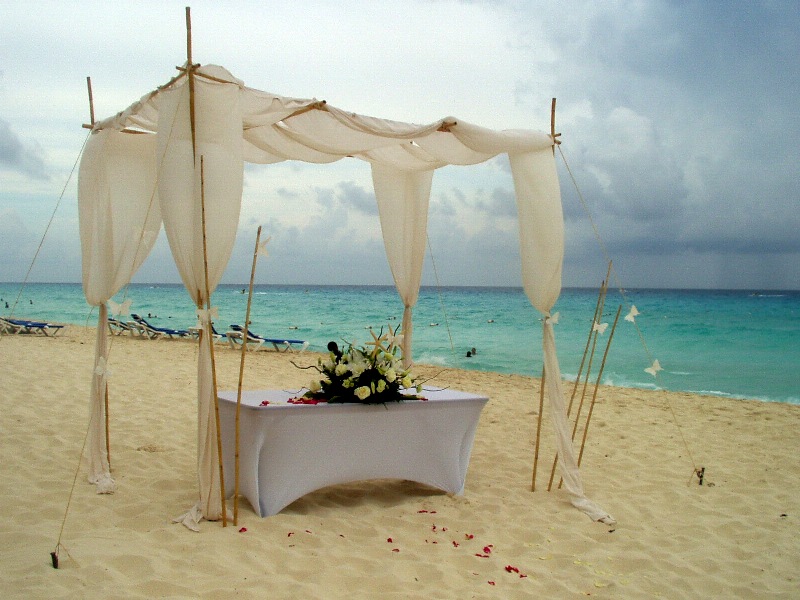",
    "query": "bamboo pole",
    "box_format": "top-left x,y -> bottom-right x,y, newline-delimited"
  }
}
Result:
578,305 -> 622,467
234,226 -> 262,525
199,158 -> 227,527
556,265 -> 613,489
551,98 -> 556,155
104,383 -> 111,469
531,365 -> 546,491
547,273 -> 608,490
186,6 -> 197,159
86,77 -> 95,127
